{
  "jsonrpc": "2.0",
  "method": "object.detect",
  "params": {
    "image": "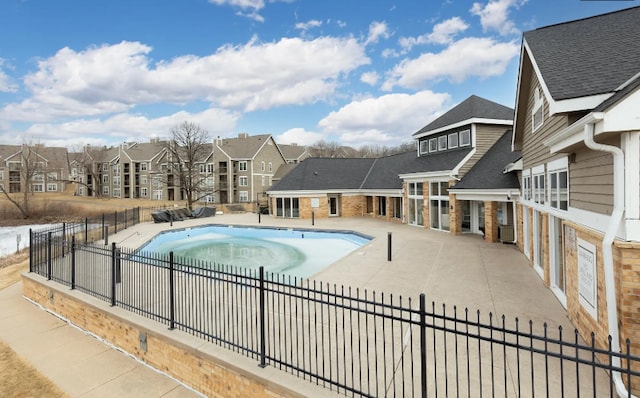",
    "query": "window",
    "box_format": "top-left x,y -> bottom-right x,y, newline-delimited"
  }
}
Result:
207,163 -> 214,173
533,172 -> 545,204
140,175 -> 148,185
420,140 -> 429,155
0,171 -> 3,180
438,136 -> 447,151
102,163 -> 109,171
113,188 -> 121,197
459,130 -> 471,147
269,162 -> 273,172
47,183 -> 57,192
102,175 -> 109,184
140,162 -> 148,171
239,161 -> 247,171
33,173 -> 44,181
448,133 -> 458,149
140,187 -> 148,197
47,172 -> 57,180
153,190 -> 163,200
32,184 -> 44,192
429,138 -> 438,153
548,158 -> 569,210
239,191 -> 248,202
152,177 -> 161,188
523,173 -> 531,201
261,161 -> 265,171
199,164 -> 206,173
113,176 -> 120,186
378,196 -> 387,216
103,186 -> 109,195
239,176 -> 248,186
261,176 -> 266,186
532,87 -> 544,131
